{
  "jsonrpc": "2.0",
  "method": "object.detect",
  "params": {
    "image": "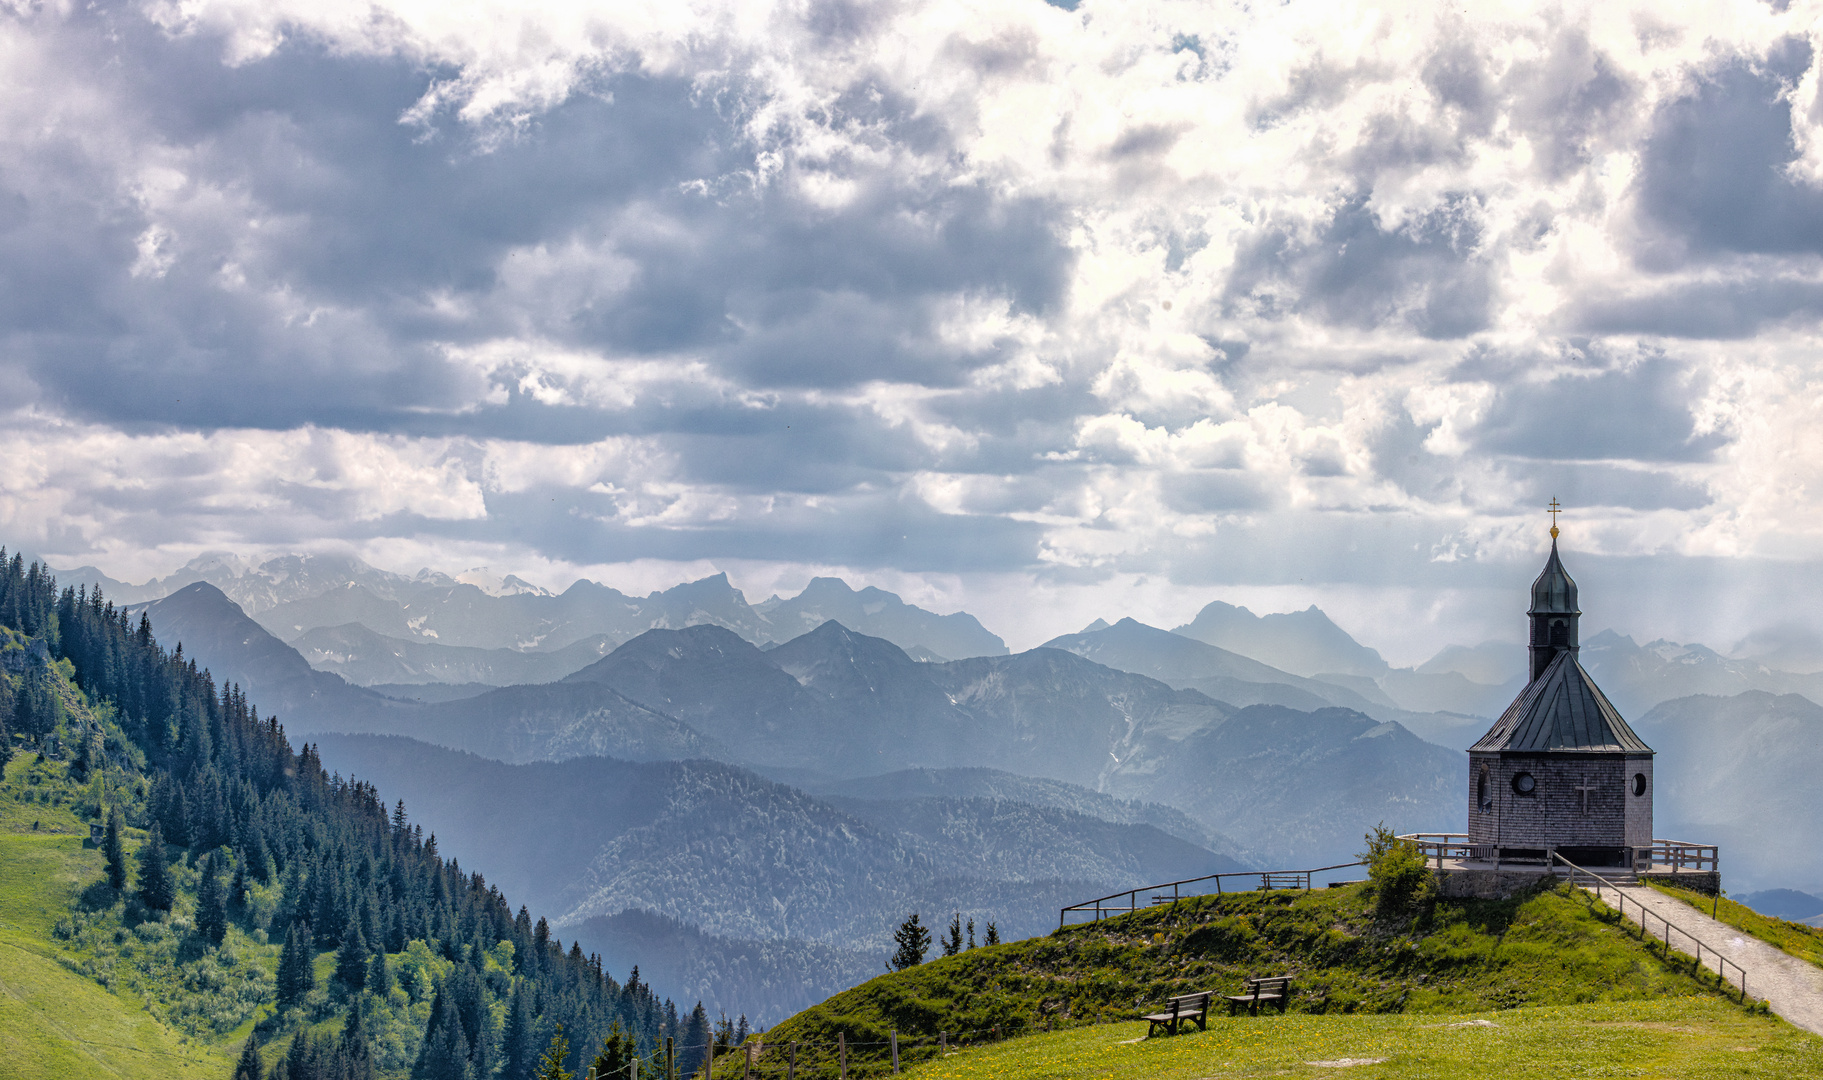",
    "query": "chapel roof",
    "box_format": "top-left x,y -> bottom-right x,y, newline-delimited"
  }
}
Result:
1529,537 -> 1579,616
1471,650 -> 1653,754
